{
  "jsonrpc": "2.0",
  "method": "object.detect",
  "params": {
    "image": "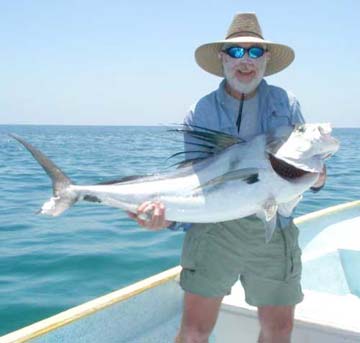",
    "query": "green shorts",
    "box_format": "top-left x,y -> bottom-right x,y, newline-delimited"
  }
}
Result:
180,216 -> 303,307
